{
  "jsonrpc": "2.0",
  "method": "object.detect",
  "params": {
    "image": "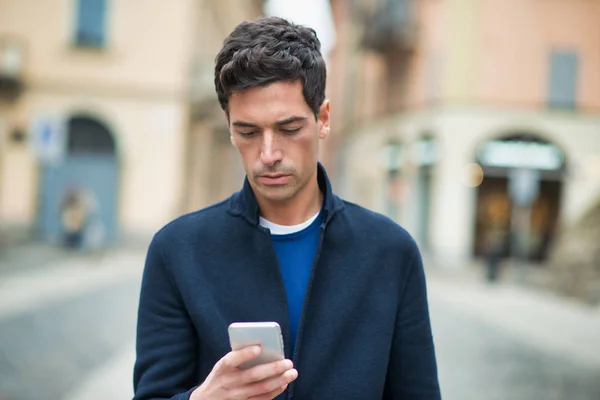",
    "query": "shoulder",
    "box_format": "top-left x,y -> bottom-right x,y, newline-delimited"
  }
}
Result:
337,198 -> 419,255
152,197 -> 232,247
